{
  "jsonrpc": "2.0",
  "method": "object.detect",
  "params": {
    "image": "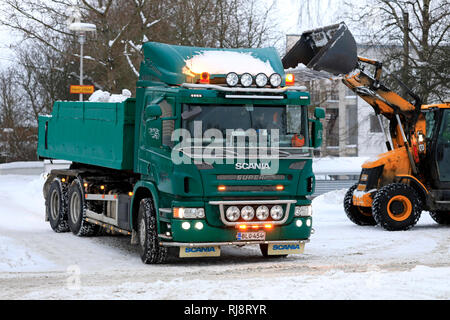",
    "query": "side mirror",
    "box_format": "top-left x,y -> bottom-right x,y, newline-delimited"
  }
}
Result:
145,104 -> 162,118
314,107 -> 325,119
311,120 -> 323,148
